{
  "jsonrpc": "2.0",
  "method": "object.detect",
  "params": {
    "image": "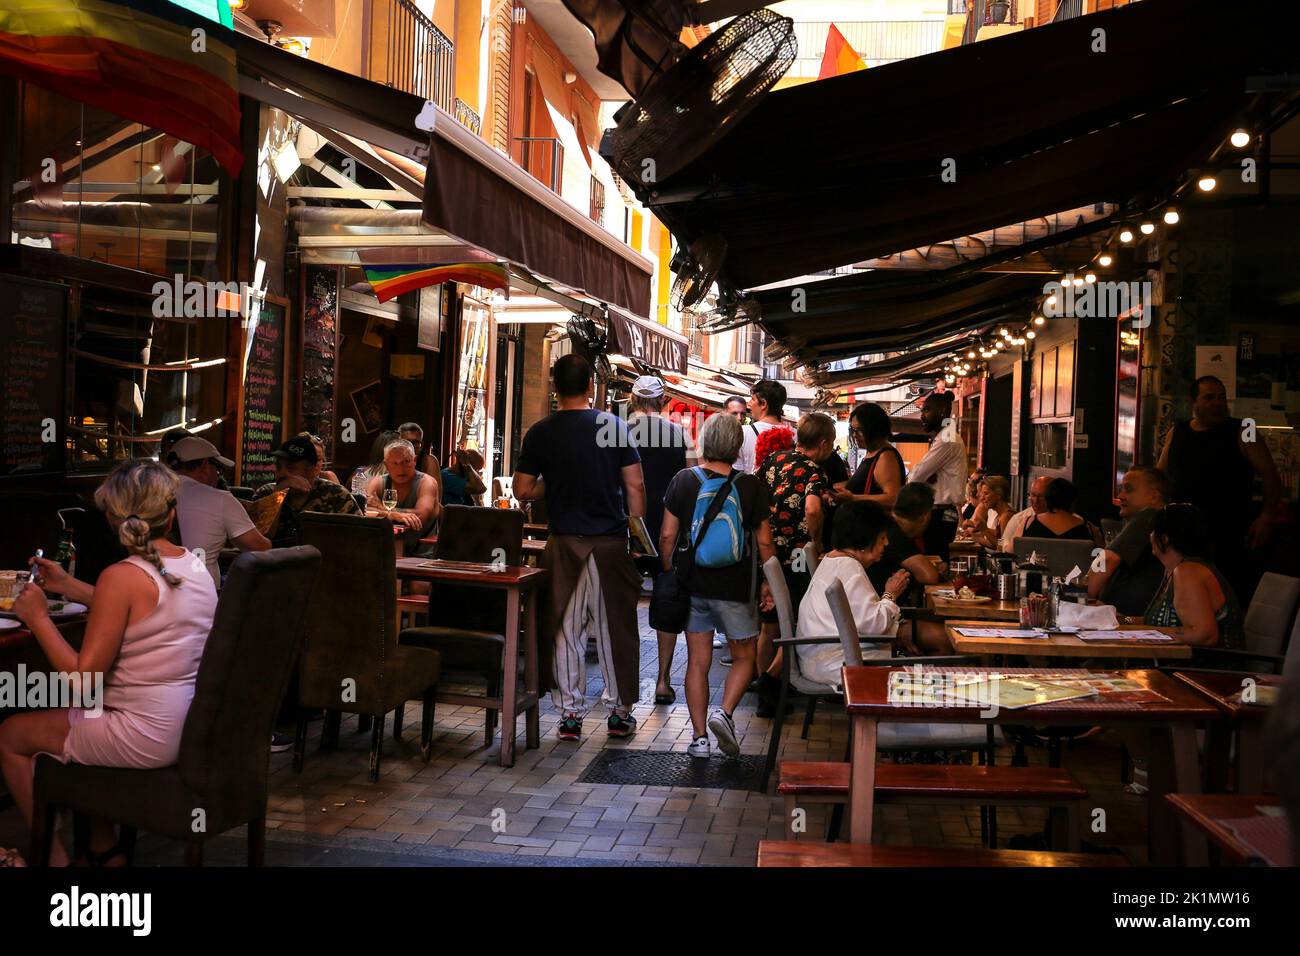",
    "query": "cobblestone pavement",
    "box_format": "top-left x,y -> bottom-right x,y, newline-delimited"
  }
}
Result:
1,602 -> 1152,866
